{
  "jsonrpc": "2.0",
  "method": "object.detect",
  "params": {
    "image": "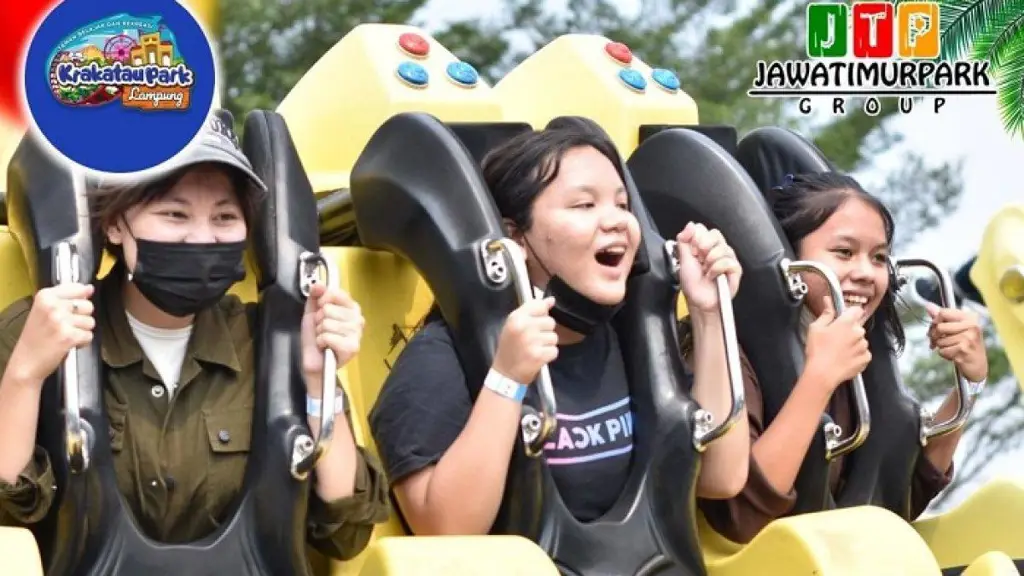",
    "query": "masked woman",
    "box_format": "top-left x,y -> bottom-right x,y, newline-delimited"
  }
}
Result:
369,124 -> 750,535
0,113 -> 390,560
694,172 -> 986,543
